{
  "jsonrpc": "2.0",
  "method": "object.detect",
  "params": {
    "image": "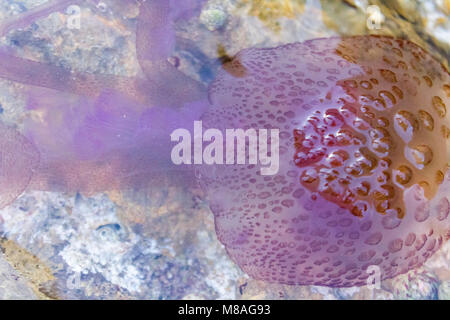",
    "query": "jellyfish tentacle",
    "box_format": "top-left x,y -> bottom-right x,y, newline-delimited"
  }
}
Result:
0,0 -> 207,107
0,50 -> 162,105
23,89 -> 207,195
0,0 -> 149,102
0,0 -> 210,209
0,123 -> 40,210
136,0 -> 207,106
